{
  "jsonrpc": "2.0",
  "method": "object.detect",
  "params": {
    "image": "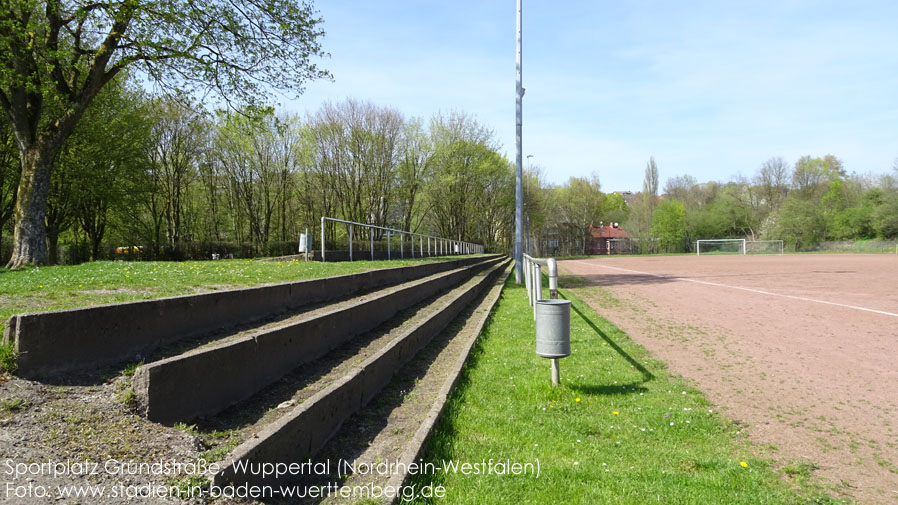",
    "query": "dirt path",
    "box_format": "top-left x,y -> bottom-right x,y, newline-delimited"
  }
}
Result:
559,254 -> 898,505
